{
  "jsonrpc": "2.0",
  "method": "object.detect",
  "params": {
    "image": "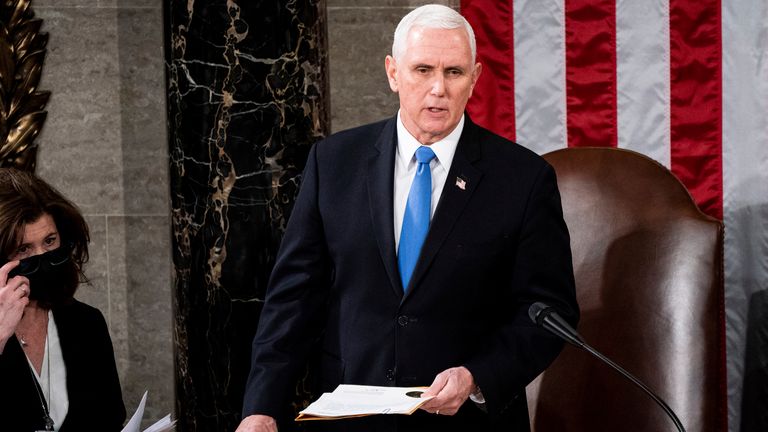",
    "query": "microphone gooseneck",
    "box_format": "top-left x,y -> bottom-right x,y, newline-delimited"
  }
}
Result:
529,302 -> 686,432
